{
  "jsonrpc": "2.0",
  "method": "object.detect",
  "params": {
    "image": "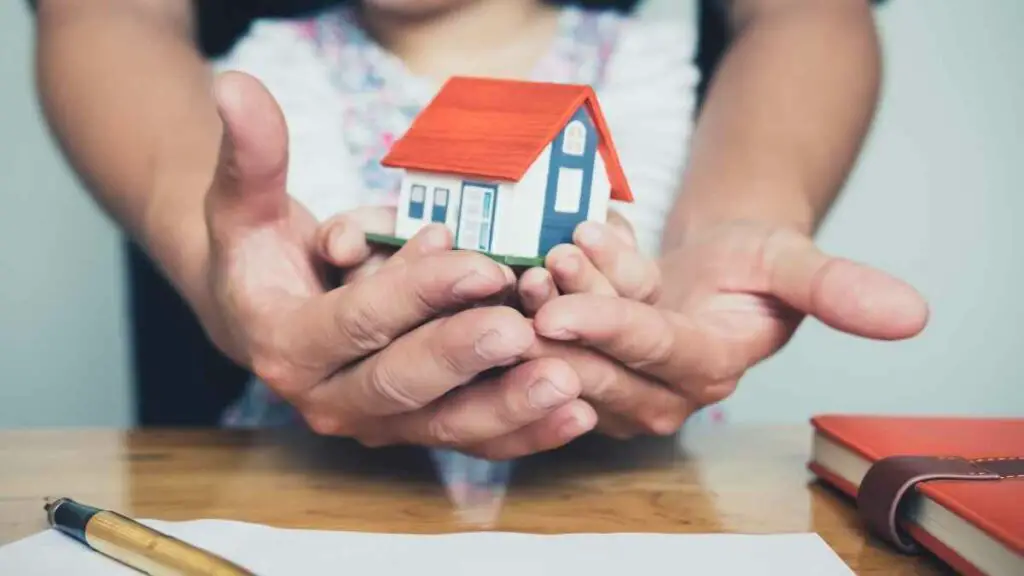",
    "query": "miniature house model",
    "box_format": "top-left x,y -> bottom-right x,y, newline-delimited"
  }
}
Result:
378,76 -> 634,266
